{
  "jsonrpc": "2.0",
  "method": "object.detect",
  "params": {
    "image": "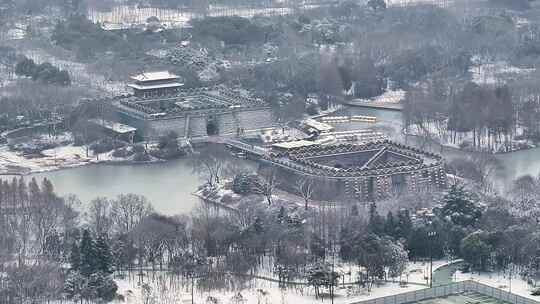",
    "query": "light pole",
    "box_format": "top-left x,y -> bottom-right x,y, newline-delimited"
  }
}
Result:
428,231 -> 437,288
330,239 -> 335,304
